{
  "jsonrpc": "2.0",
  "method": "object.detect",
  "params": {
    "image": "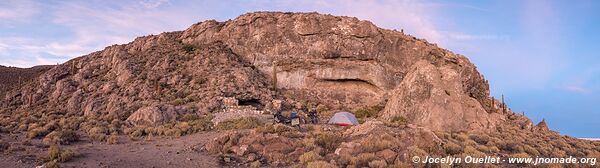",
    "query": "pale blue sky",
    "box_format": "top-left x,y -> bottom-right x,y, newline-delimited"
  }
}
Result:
0,0 -> 598,137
